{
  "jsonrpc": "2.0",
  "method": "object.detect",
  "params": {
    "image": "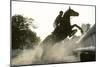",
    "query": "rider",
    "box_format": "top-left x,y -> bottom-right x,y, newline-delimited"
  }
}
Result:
53,11 -> 63,29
